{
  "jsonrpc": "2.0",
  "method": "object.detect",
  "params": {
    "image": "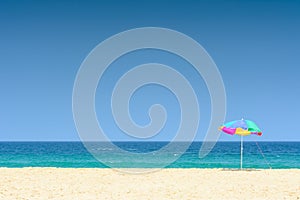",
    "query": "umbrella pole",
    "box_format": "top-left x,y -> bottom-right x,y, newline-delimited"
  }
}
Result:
240,136 -> 243,170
